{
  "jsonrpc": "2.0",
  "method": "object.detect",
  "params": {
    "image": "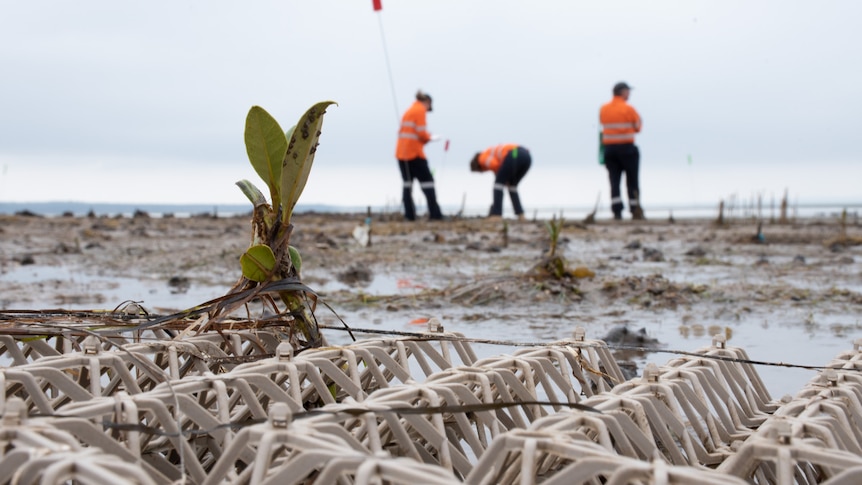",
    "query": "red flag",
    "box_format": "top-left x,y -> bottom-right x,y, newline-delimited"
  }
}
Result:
372,0 -> 382,11
444,139 -> 450,152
